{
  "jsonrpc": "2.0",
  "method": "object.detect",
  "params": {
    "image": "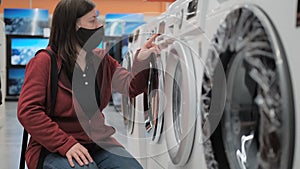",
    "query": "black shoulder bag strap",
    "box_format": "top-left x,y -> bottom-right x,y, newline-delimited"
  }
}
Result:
19,49 -> 58,169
